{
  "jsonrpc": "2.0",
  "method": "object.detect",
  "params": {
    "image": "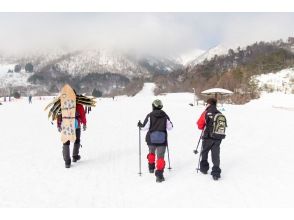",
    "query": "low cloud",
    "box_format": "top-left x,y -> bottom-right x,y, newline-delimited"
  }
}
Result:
0,13 -> 293,56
